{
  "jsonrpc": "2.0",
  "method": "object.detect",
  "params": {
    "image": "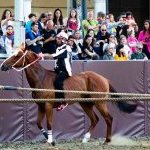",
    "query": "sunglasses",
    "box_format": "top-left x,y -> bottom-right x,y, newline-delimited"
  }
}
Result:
101,29 -> 107,31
